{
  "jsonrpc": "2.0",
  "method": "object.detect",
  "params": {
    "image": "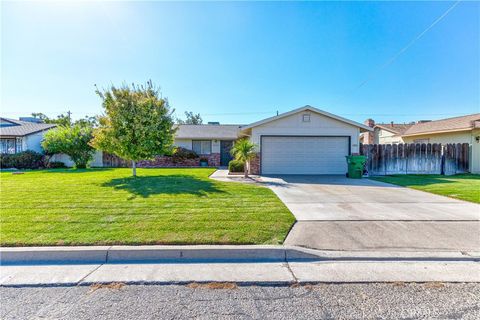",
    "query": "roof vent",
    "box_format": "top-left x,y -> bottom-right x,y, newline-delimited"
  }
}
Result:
208,122 -> 220,125
416,120 -> 432,124
19,117 -> 43,123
